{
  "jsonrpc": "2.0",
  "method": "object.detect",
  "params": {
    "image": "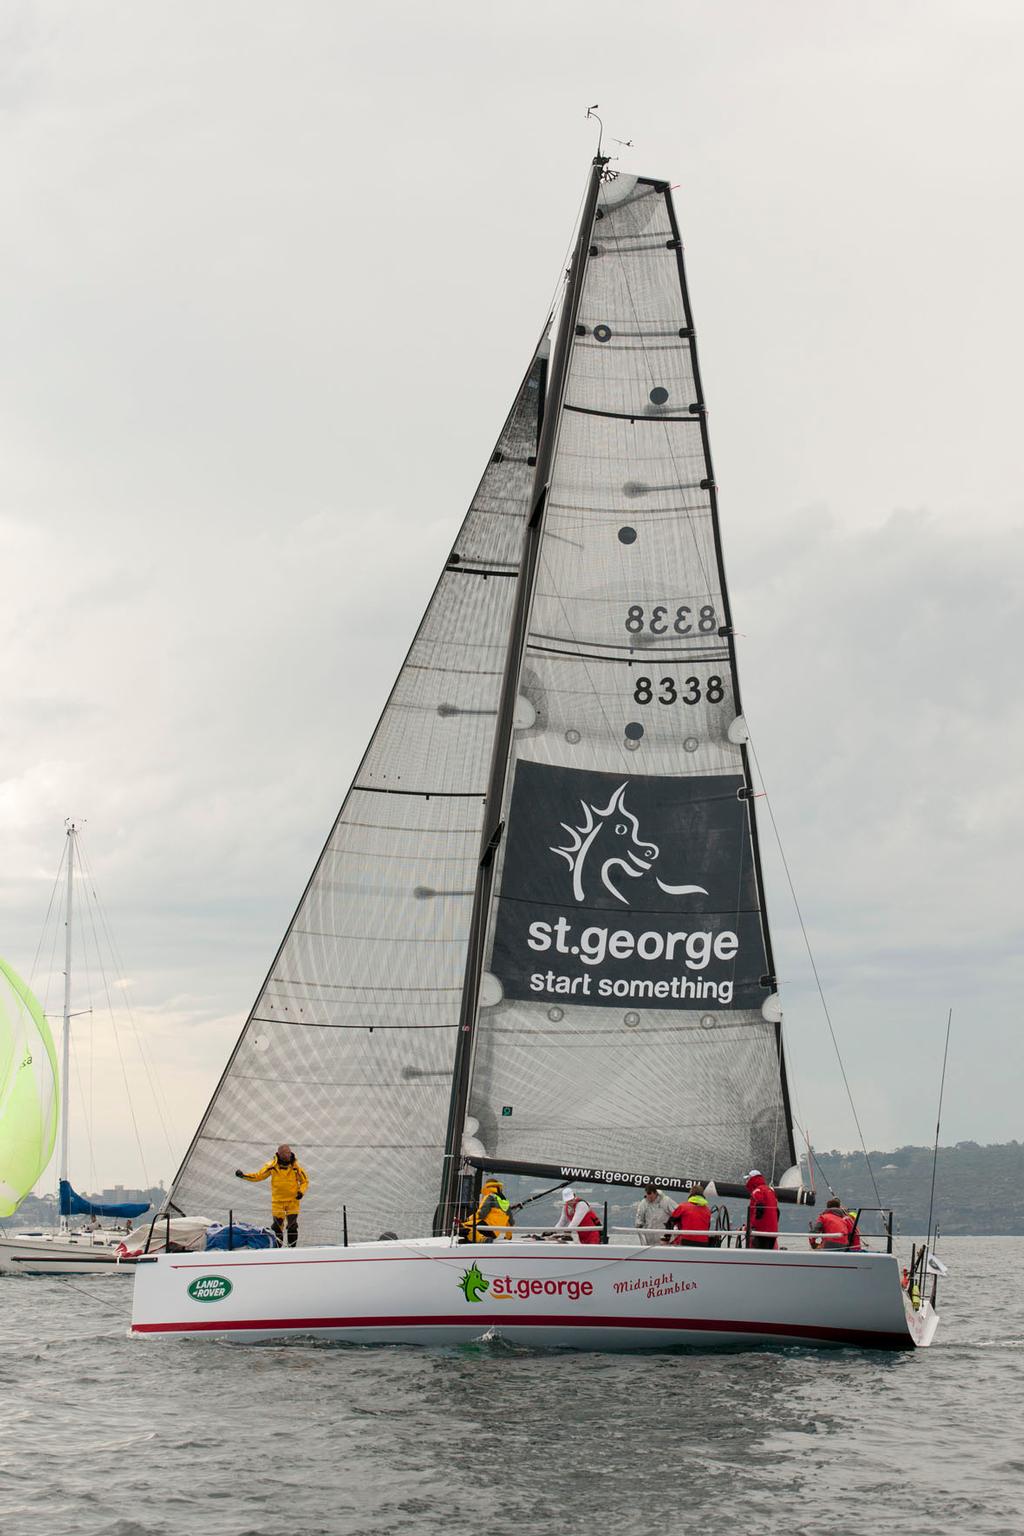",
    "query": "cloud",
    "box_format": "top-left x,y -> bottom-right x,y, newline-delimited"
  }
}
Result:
736,507 -> 1024,1147
2,2 -> 1023,1191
